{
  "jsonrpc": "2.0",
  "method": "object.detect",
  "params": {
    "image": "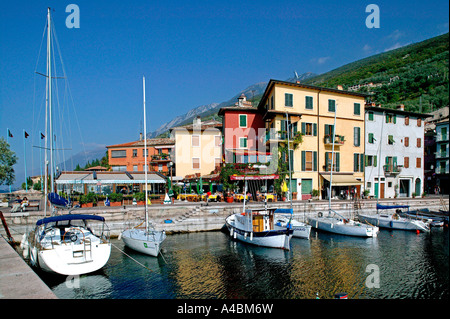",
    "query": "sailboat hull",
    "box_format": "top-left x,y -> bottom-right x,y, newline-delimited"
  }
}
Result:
121,229 -> 166,257
358,214 -> 430,232
274,216 -> 311,239
308,216 -> 378,237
